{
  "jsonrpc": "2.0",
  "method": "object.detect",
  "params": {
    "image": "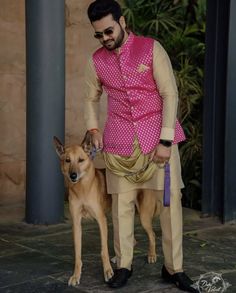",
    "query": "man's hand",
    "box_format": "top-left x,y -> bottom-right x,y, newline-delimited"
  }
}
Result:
91,130 -> 103,150
150,144 -> 171,164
